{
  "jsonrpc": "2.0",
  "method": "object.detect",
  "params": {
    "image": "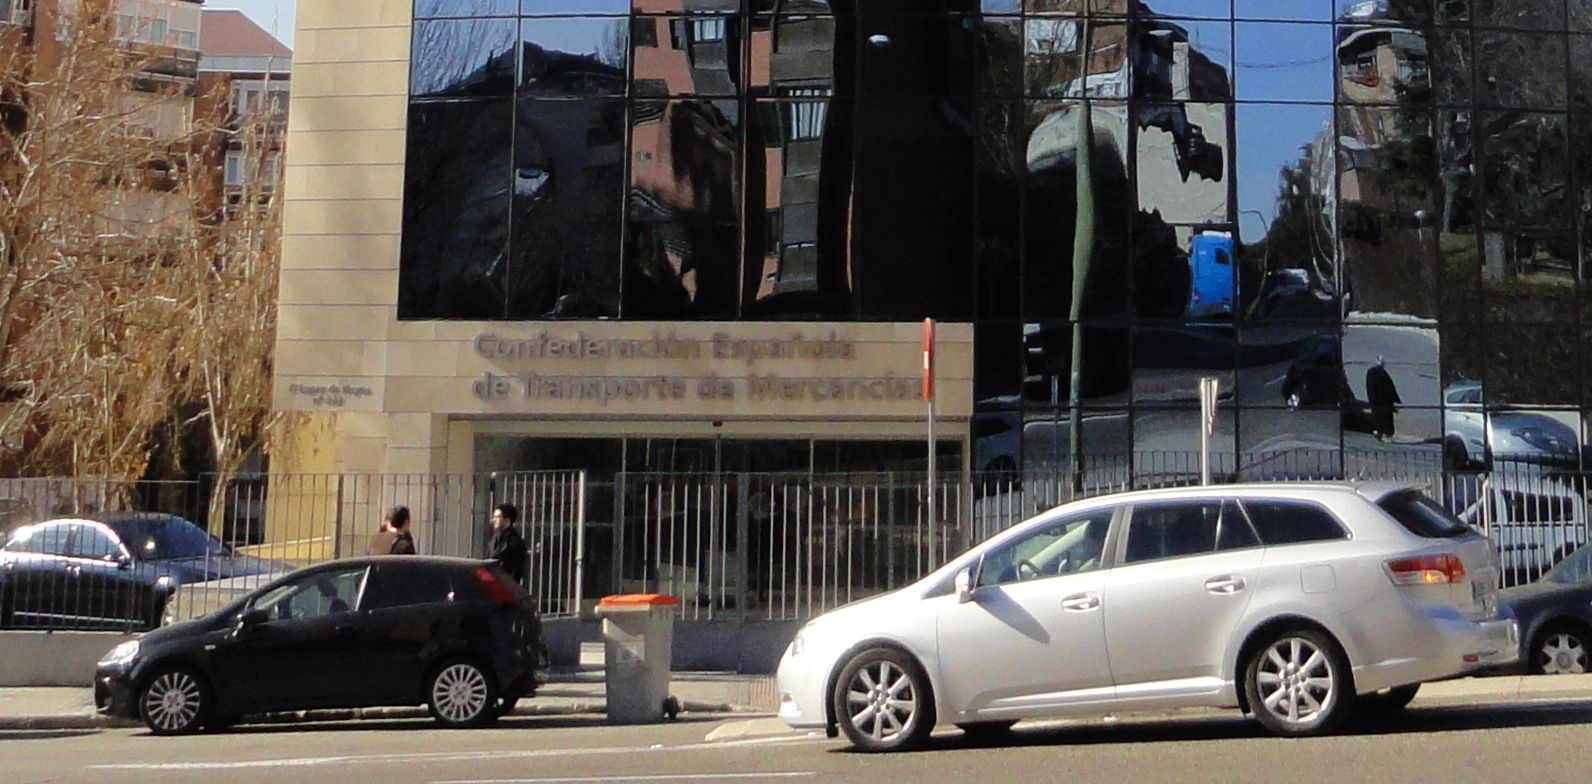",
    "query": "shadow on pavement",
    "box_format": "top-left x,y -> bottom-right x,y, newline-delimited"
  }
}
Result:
200,714 -> 722,736
0,729 -> 103,741
838,700 -> 1592,754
